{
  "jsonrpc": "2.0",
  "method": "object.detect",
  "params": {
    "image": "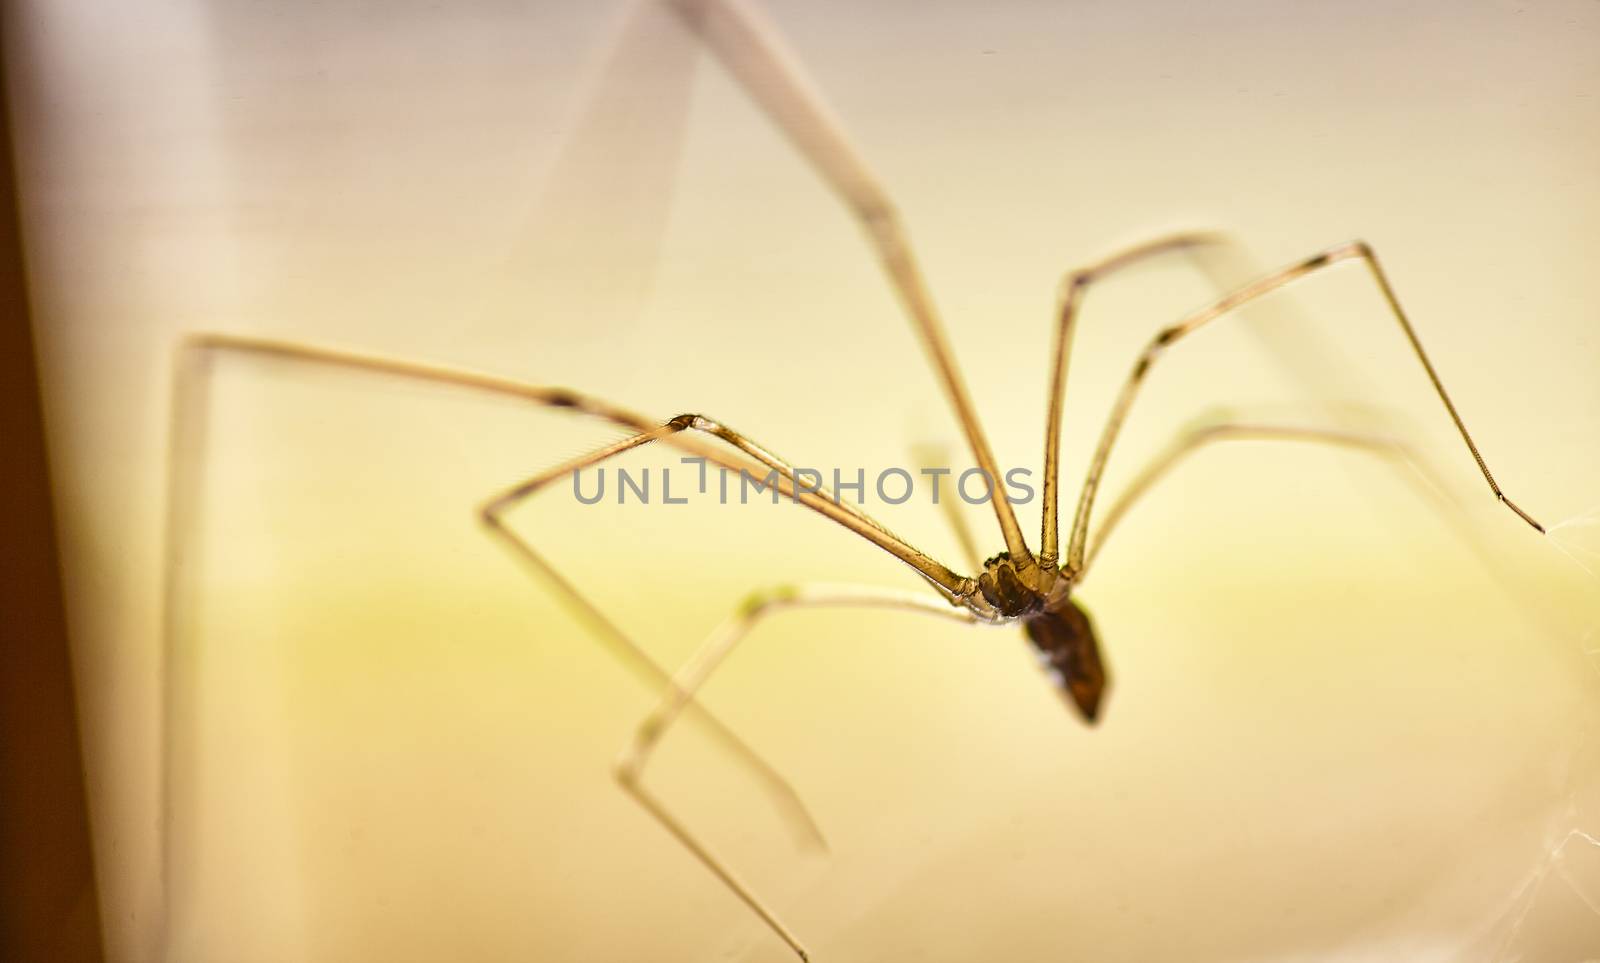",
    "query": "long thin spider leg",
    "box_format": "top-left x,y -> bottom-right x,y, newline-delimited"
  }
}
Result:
479,412 -> 973,600
912,441 -> 982,571
663,0 -> 1034,567
614,583 -> 983,962
1039,230 -> 1232,566
1083,417 -> 1469,573
476,412 -> 977,854
155,334 -> 836,926
1064,240 -> 1546,576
